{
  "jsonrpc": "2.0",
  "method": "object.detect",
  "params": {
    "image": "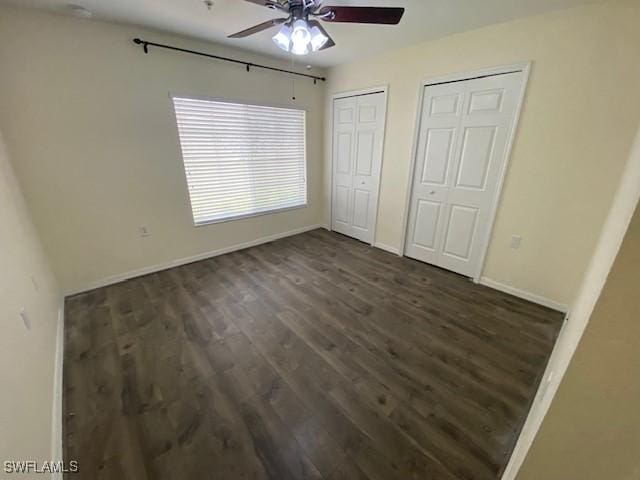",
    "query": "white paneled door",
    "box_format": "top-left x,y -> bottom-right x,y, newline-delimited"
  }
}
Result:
331,91 -> 386,244
405,72 -> 523,277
